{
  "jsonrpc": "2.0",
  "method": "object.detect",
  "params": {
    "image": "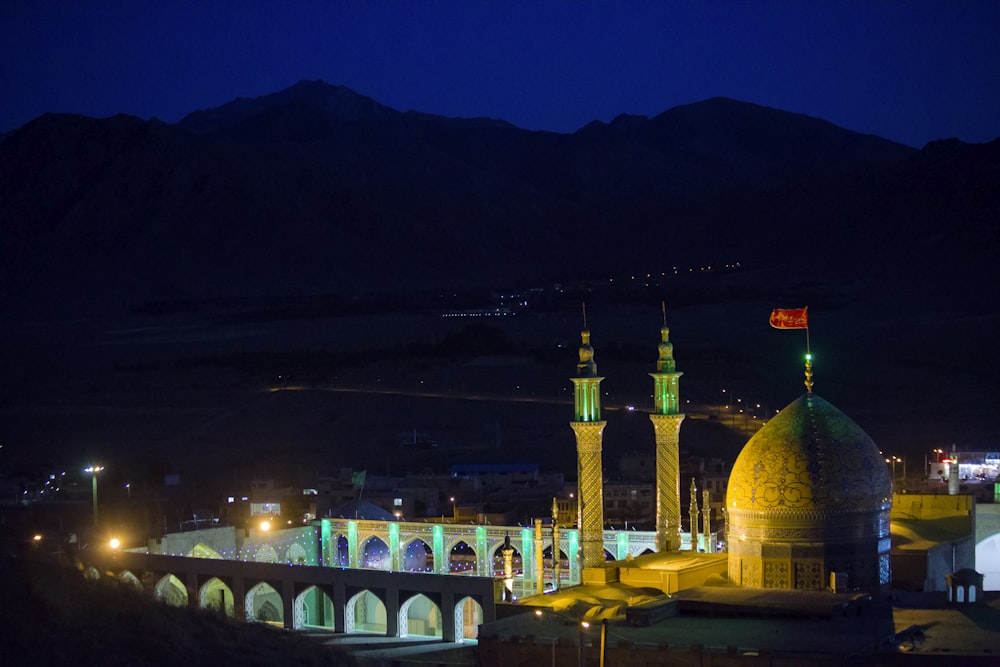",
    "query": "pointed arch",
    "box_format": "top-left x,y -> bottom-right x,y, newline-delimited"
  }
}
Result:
334,534 -> 350,567
255,543 -> 279,563
402,538 -> 433,572
189,543 -> 222,559
293,585 -> 334,630
455,596 -> 483,642
153,573 -> 187,607
288,542 -> 308,565
346,590 -> 387,634
449,540 -> 477,575
399,593 -> 442,639
199,577 -> 234,617
246,581 -> 283,625
362,536 -> 390,570
117,570 -> 143,592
